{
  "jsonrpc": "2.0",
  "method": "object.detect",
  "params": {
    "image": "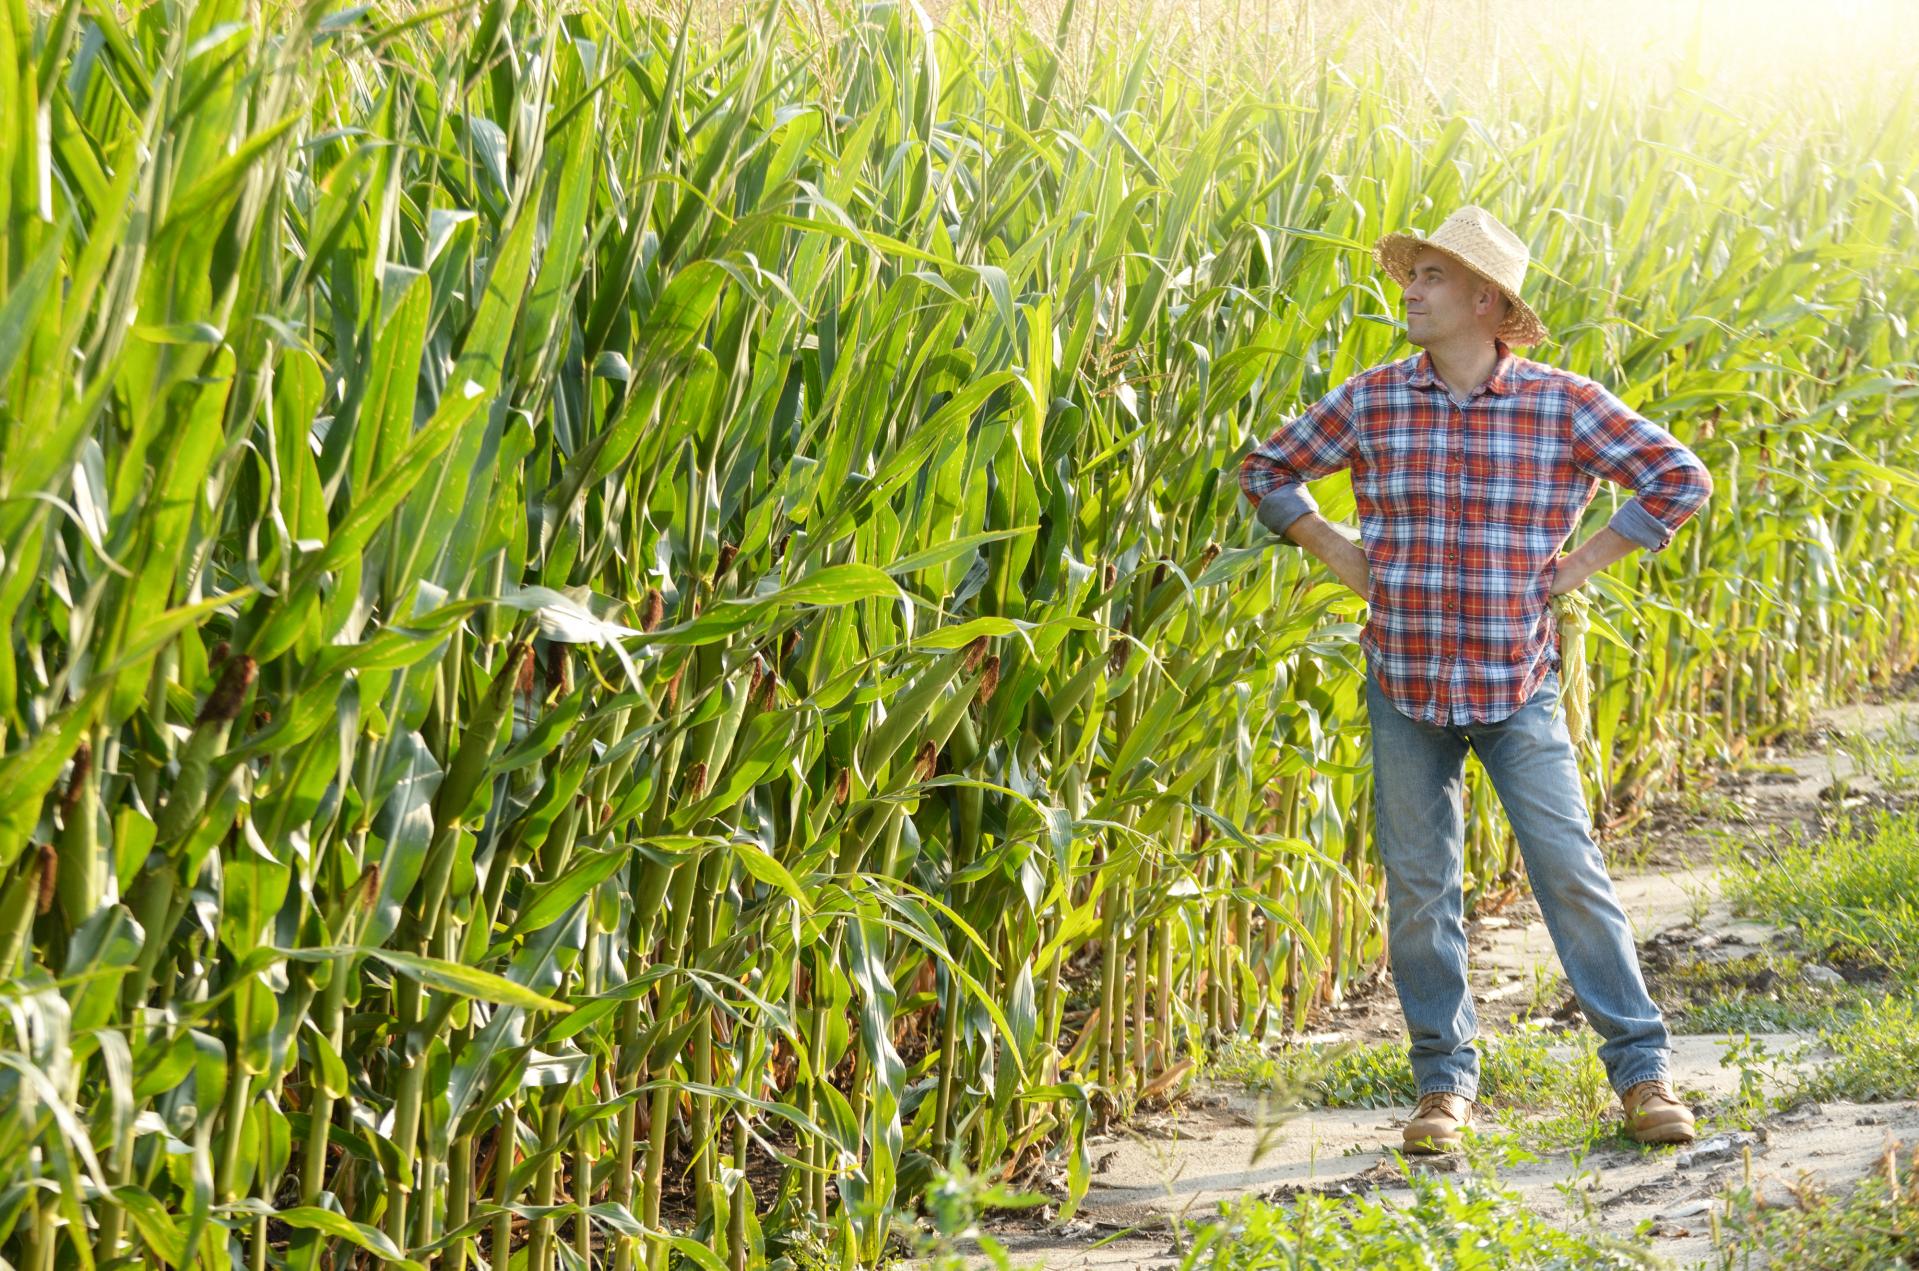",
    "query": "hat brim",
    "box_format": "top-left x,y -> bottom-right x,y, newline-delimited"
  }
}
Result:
1373,232 -> 1551,347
